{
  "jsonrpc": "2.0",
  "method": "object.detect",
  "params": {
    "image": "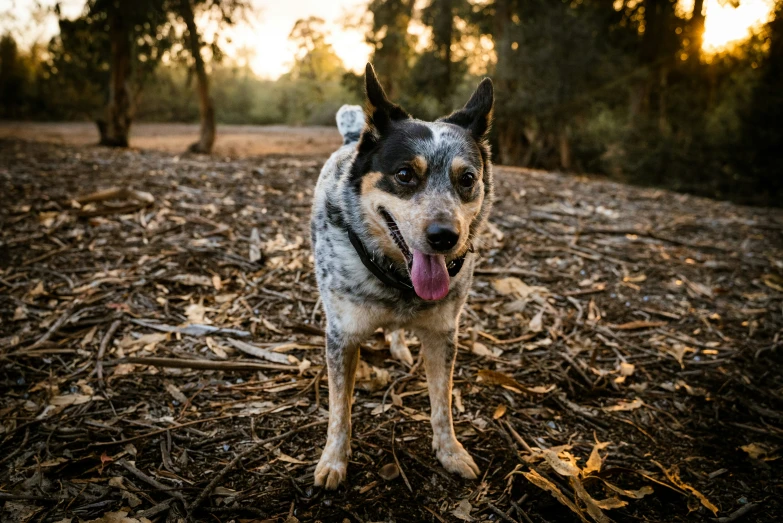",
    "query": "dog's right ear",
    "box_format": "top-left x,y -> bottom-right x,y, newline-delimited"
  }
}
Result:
364,63 -> 410,135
